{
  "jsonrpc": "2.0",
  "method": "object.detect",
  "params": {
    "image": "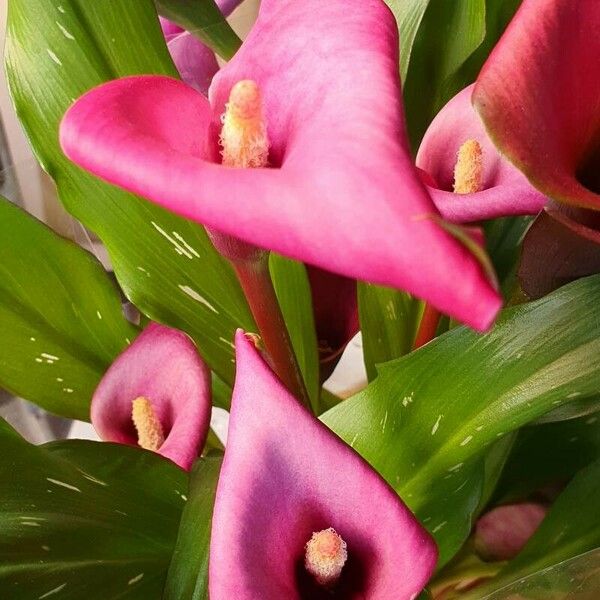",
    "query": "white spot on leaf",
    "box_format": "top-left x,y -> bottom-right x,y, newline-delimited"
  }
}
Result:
128,574 -> 144,585
431,414 -> 442,435
39,583 -> 66,598
46,49 -> 62,65
46,478 -> 81,493
178,285 -> 219,313
56,21 -> 75,39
